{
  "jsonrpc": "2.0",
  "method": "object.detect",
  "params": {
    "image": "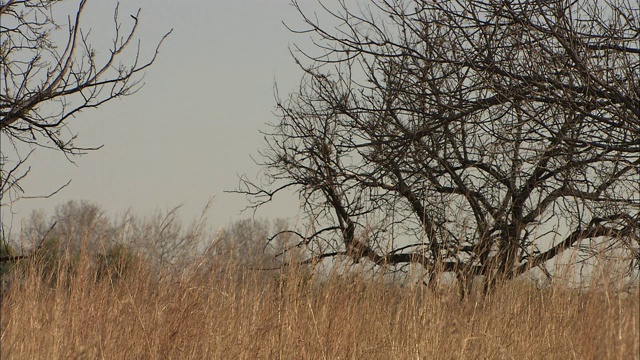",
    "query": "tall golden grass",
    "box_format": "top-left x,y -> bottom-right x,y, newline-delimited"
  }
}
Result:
2,245 -> 638,360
